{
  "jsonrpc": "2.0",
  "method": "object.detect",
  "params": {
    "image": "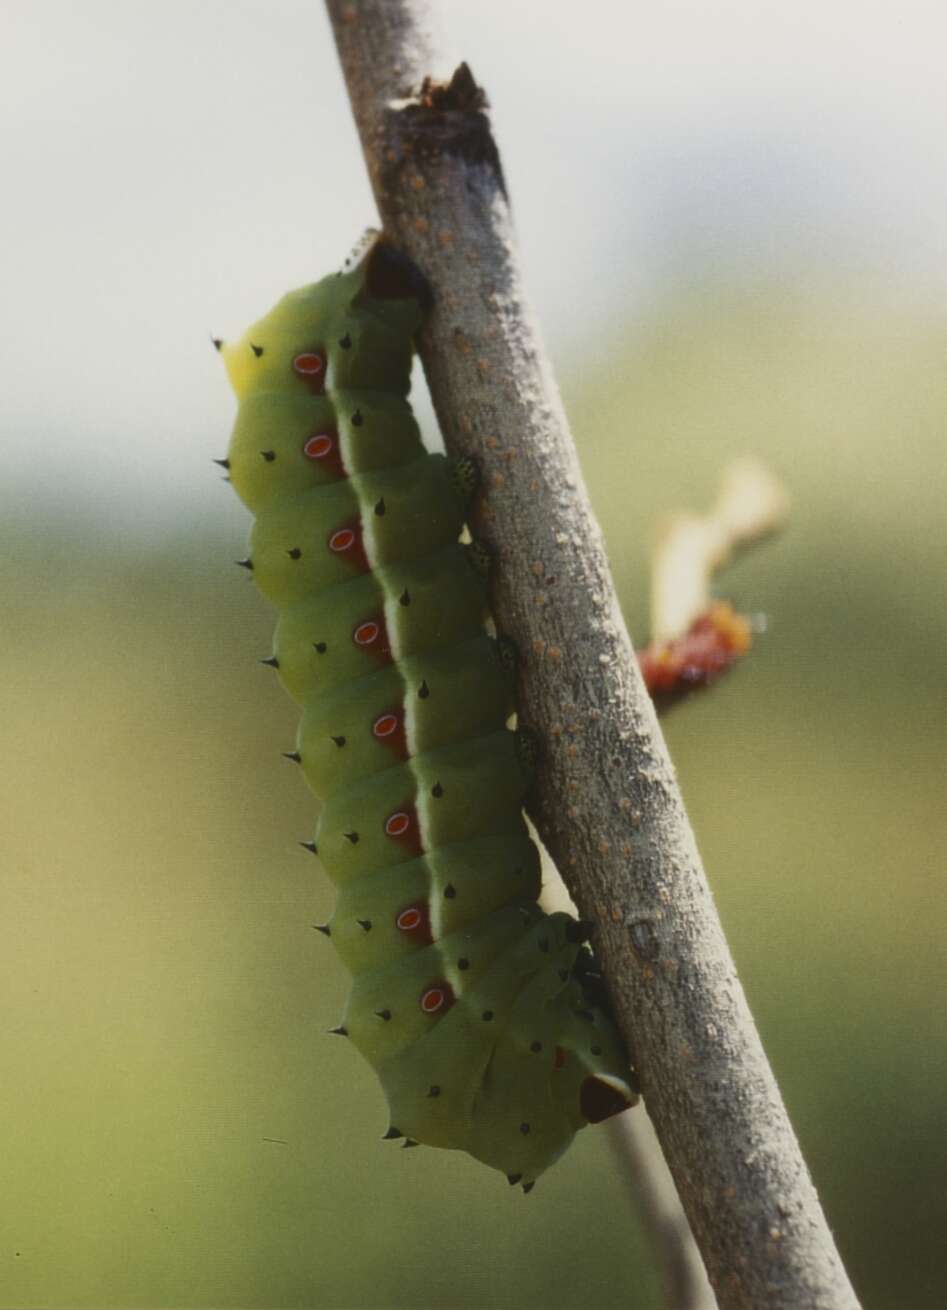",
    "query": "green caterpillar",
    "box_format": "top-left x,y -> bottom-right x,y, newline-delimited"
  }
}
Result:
216,235 -> 637,1190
